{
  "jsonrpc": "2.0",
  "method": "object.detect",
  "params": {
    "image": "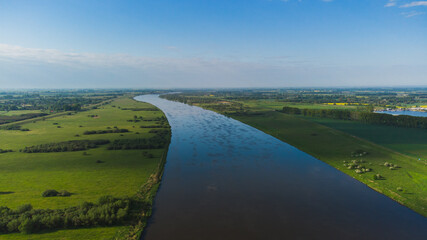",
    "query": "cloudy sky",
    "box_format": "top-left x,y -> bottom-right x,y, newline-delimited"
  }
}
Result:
0,0 -> 426,88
